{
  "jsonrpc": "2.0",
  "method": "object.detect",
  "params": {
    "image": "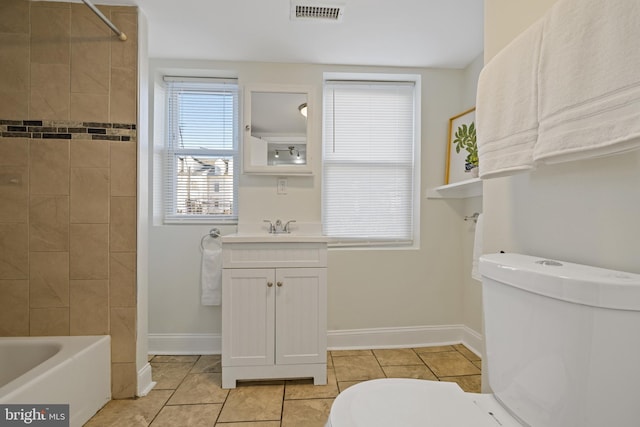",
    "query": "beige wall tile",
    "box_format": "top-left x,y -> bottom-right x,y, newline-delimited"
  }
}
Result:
0,280 -> 29,336
30,63 -> 71,120
30,251 -> 69,308
30,4 -> 70,65
110,141 -> 136,196
70,4 -> 110,95
0,33 -> 29,93
110,10 -> 137,69
111,362 -> 136,399
111,306 -> 136,363
0,91 -> 29,120
30,307 -> 70,336
110,252 -> 136,307
70,223 -> 108,279
110,196 -> 136,252
0,223 -> 28,279
70,92 -> 109,123
30,139 -> 70,195
0,138 -> 28,166
0,166 -> 28,223
69,279 -> 109,335
70,167 -> 109,223
30,195 -> 69,251
71,139 -> 110,168
110,67 -> 137,124
0,0 -> 30,34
